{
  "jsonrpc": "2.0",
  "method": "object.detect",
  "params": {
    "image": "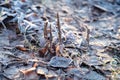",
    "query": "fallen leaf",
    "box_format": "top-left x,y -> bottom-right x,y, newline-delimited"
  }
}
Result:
38,43 -> 48,57
46,70 -> 58,78
48,56 -> 72,68
20,67 -> 39,80
67,68 -> 83,78
83,71 -> 106,80
16,45 -> 29,52
36,67 -> 48,75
